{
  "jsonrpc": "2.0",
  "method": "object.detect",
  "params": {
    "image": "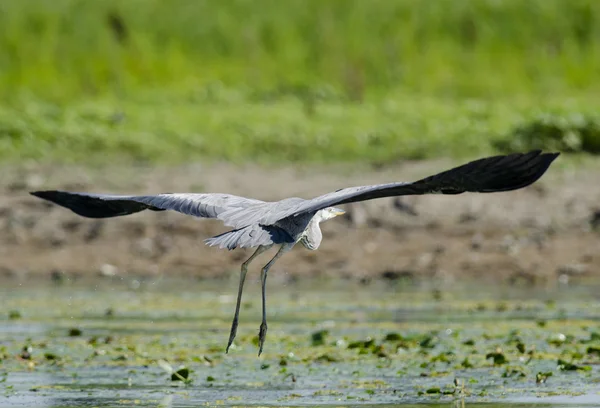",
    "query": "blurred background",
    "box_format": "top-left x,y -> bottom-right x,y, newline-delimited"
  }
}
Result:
1,0 -> 600,163
0,0 -> 599,284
